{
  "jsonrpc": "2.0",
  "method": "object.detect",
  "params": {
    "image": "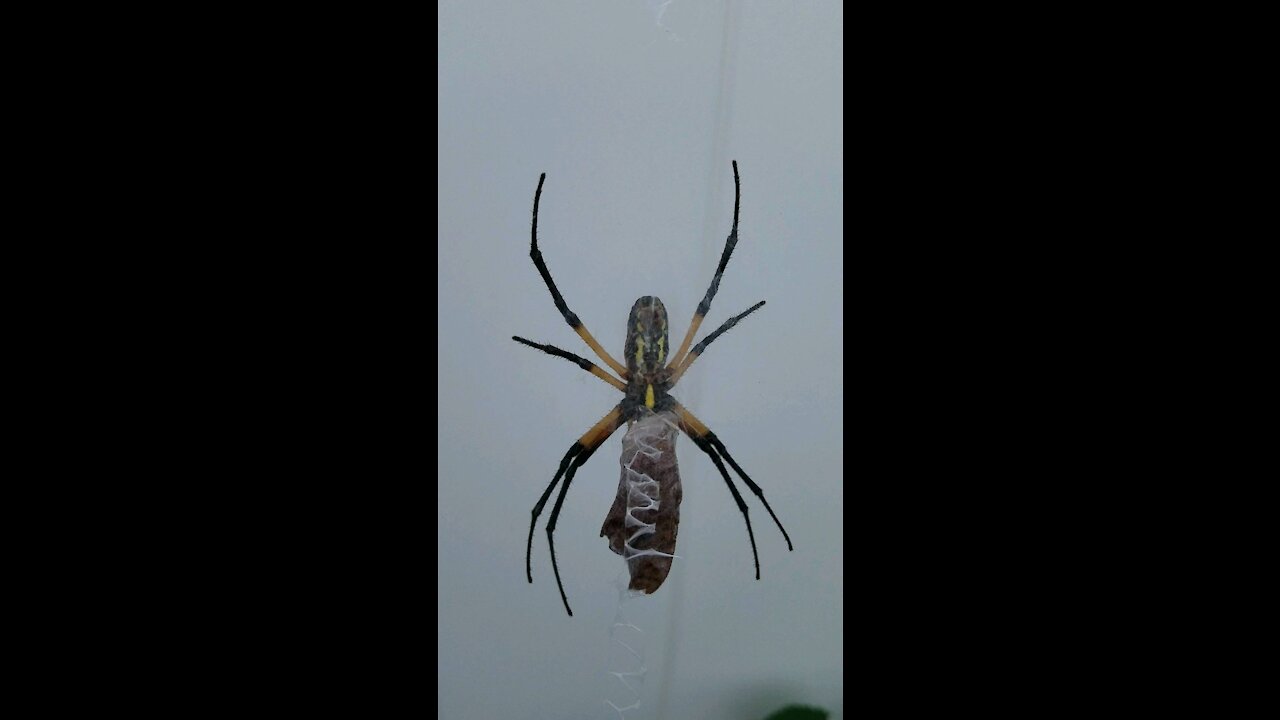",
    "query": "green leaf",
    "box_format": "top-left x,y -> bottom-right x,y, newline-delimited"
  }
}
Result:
763,705 -> 829,720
